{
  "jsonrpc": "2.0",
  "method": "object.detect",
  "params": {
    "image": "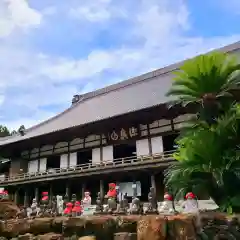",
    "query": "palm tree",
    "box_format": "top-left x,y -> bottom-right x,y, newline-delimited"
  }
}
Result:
165,105 -> 240,212
167,52 -> 240,123
165,52 -> 240,213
